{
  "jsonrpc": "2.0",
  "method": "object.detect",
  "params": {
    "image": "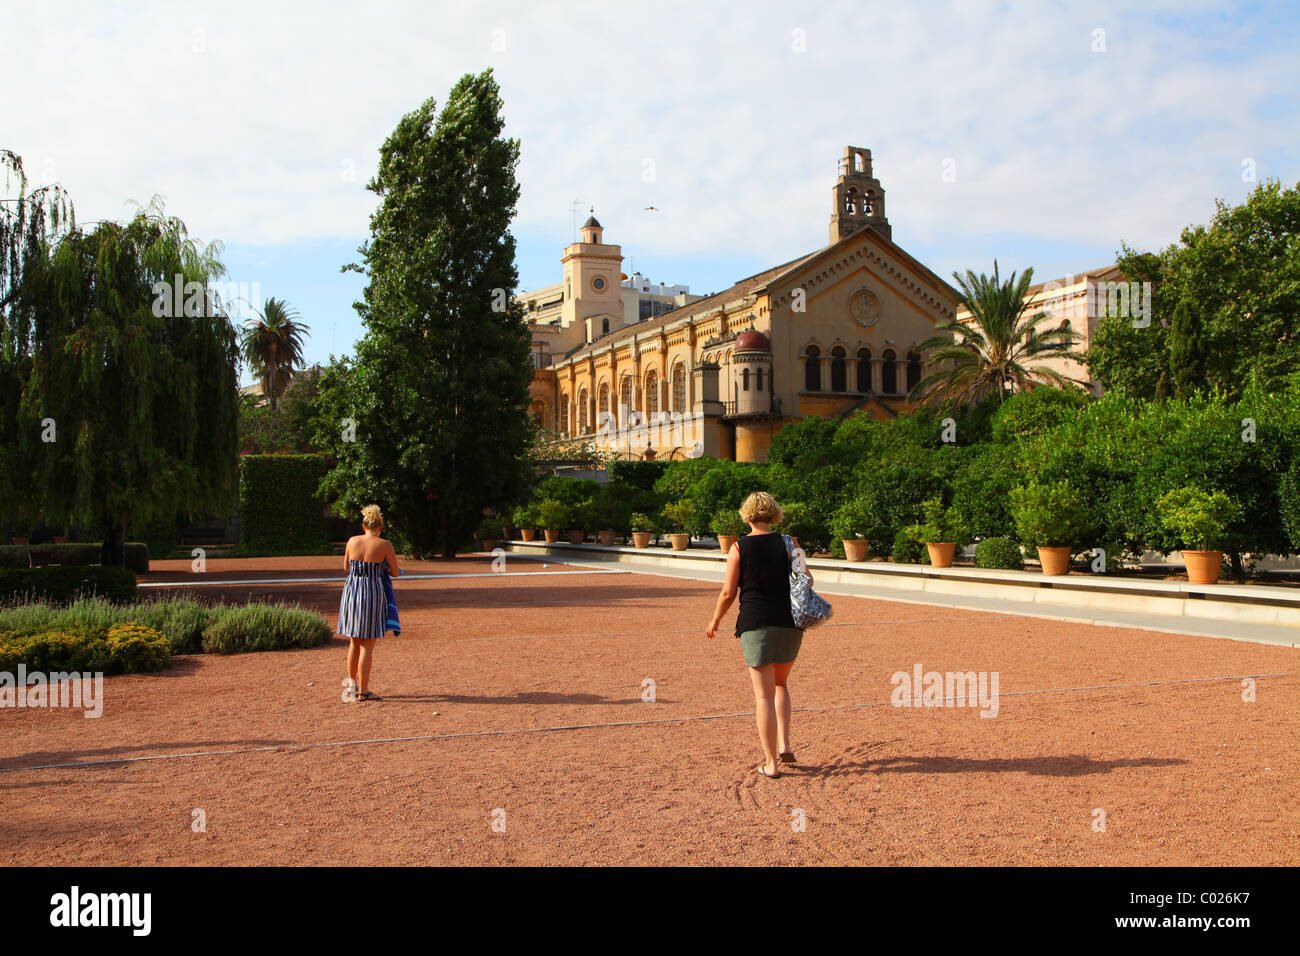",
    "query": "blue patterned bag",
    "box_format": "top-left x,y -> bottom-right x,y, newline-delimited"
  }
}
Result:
782,534 -> 832,629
